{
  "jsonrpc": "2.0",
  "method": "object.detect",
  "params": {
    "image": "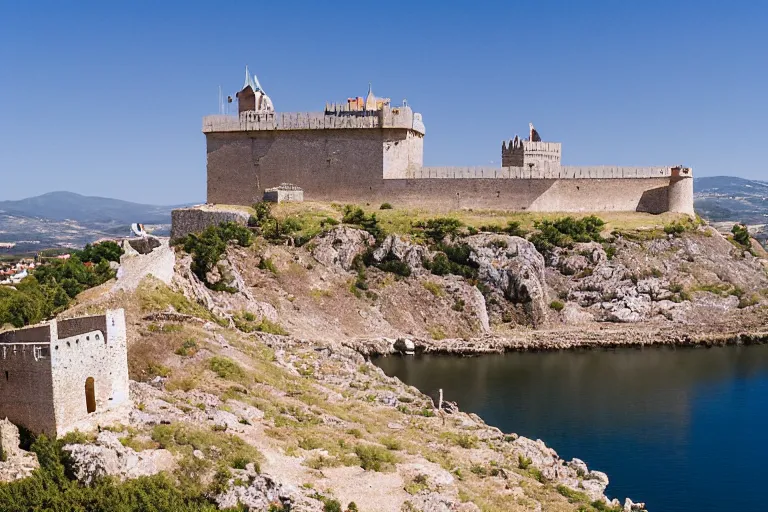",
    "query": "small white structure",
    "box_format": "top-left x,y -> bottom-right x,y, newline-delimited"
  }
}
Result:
0,309 -> 129,436
263,183 -> 304,204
